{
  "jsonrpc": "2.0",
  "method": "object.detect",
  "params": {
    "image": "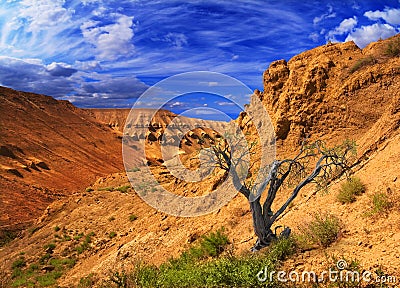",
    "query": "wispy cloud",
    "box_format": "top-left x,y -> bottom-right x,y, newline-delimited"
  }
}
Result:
313,4 -> 336,25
